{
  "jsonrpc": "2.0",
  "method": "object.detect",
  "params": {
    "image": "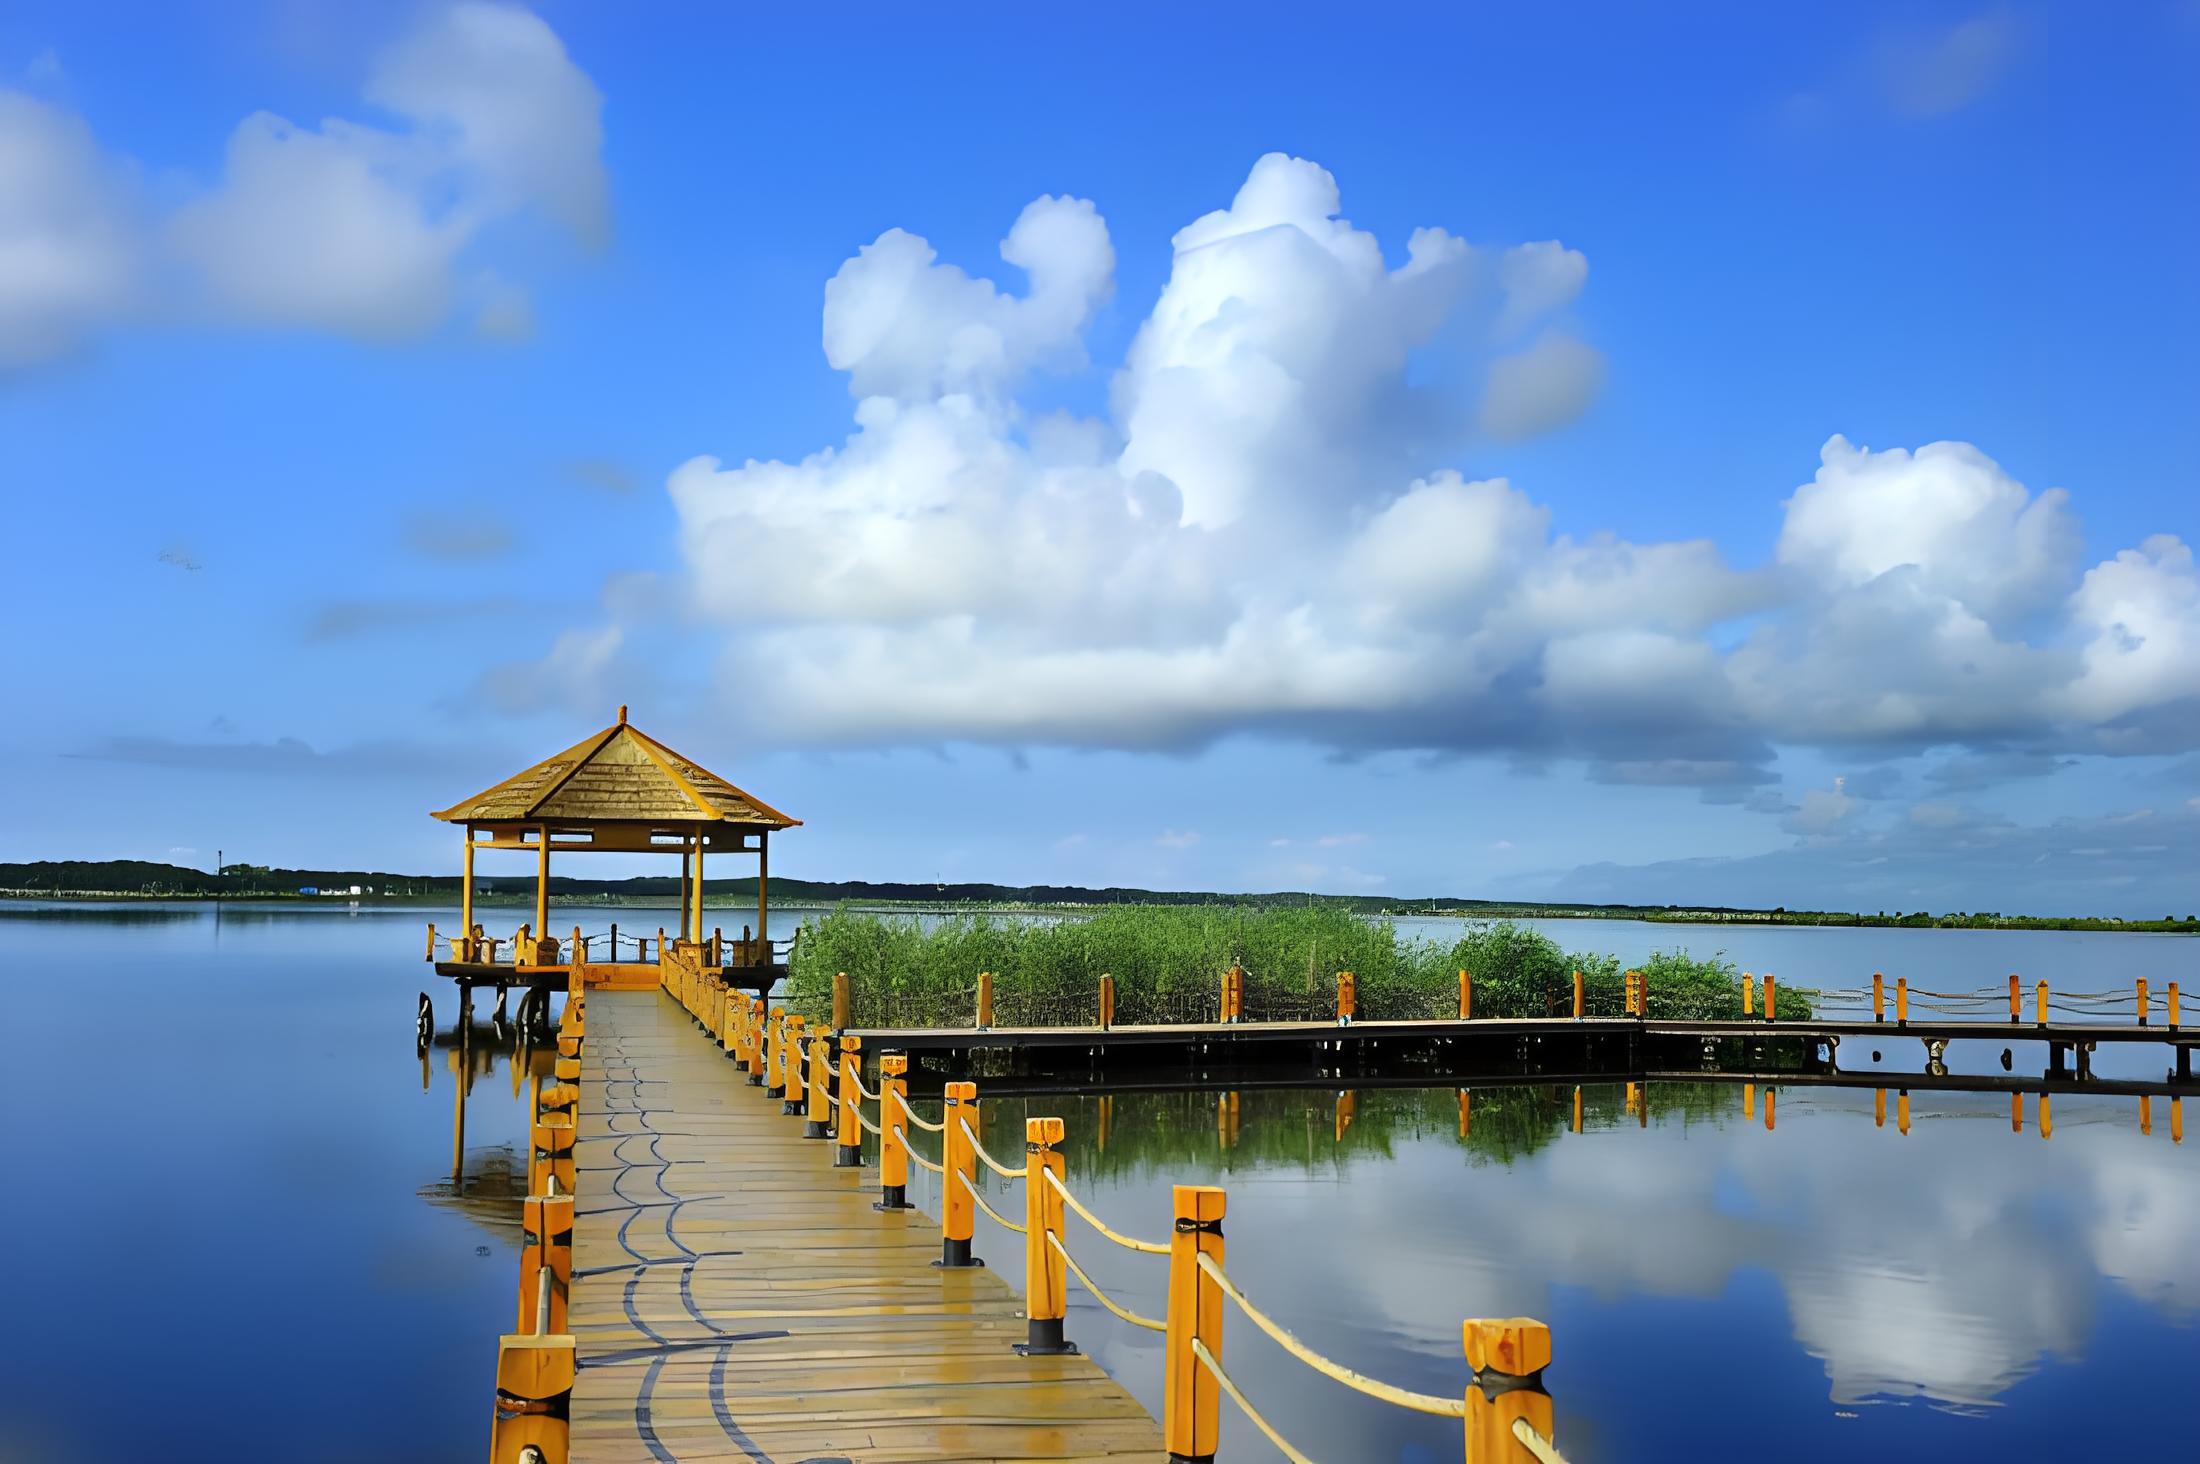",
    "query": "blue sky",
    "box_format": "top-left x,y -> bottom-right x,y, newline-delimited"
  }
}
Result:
3,2 -> 2196,914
